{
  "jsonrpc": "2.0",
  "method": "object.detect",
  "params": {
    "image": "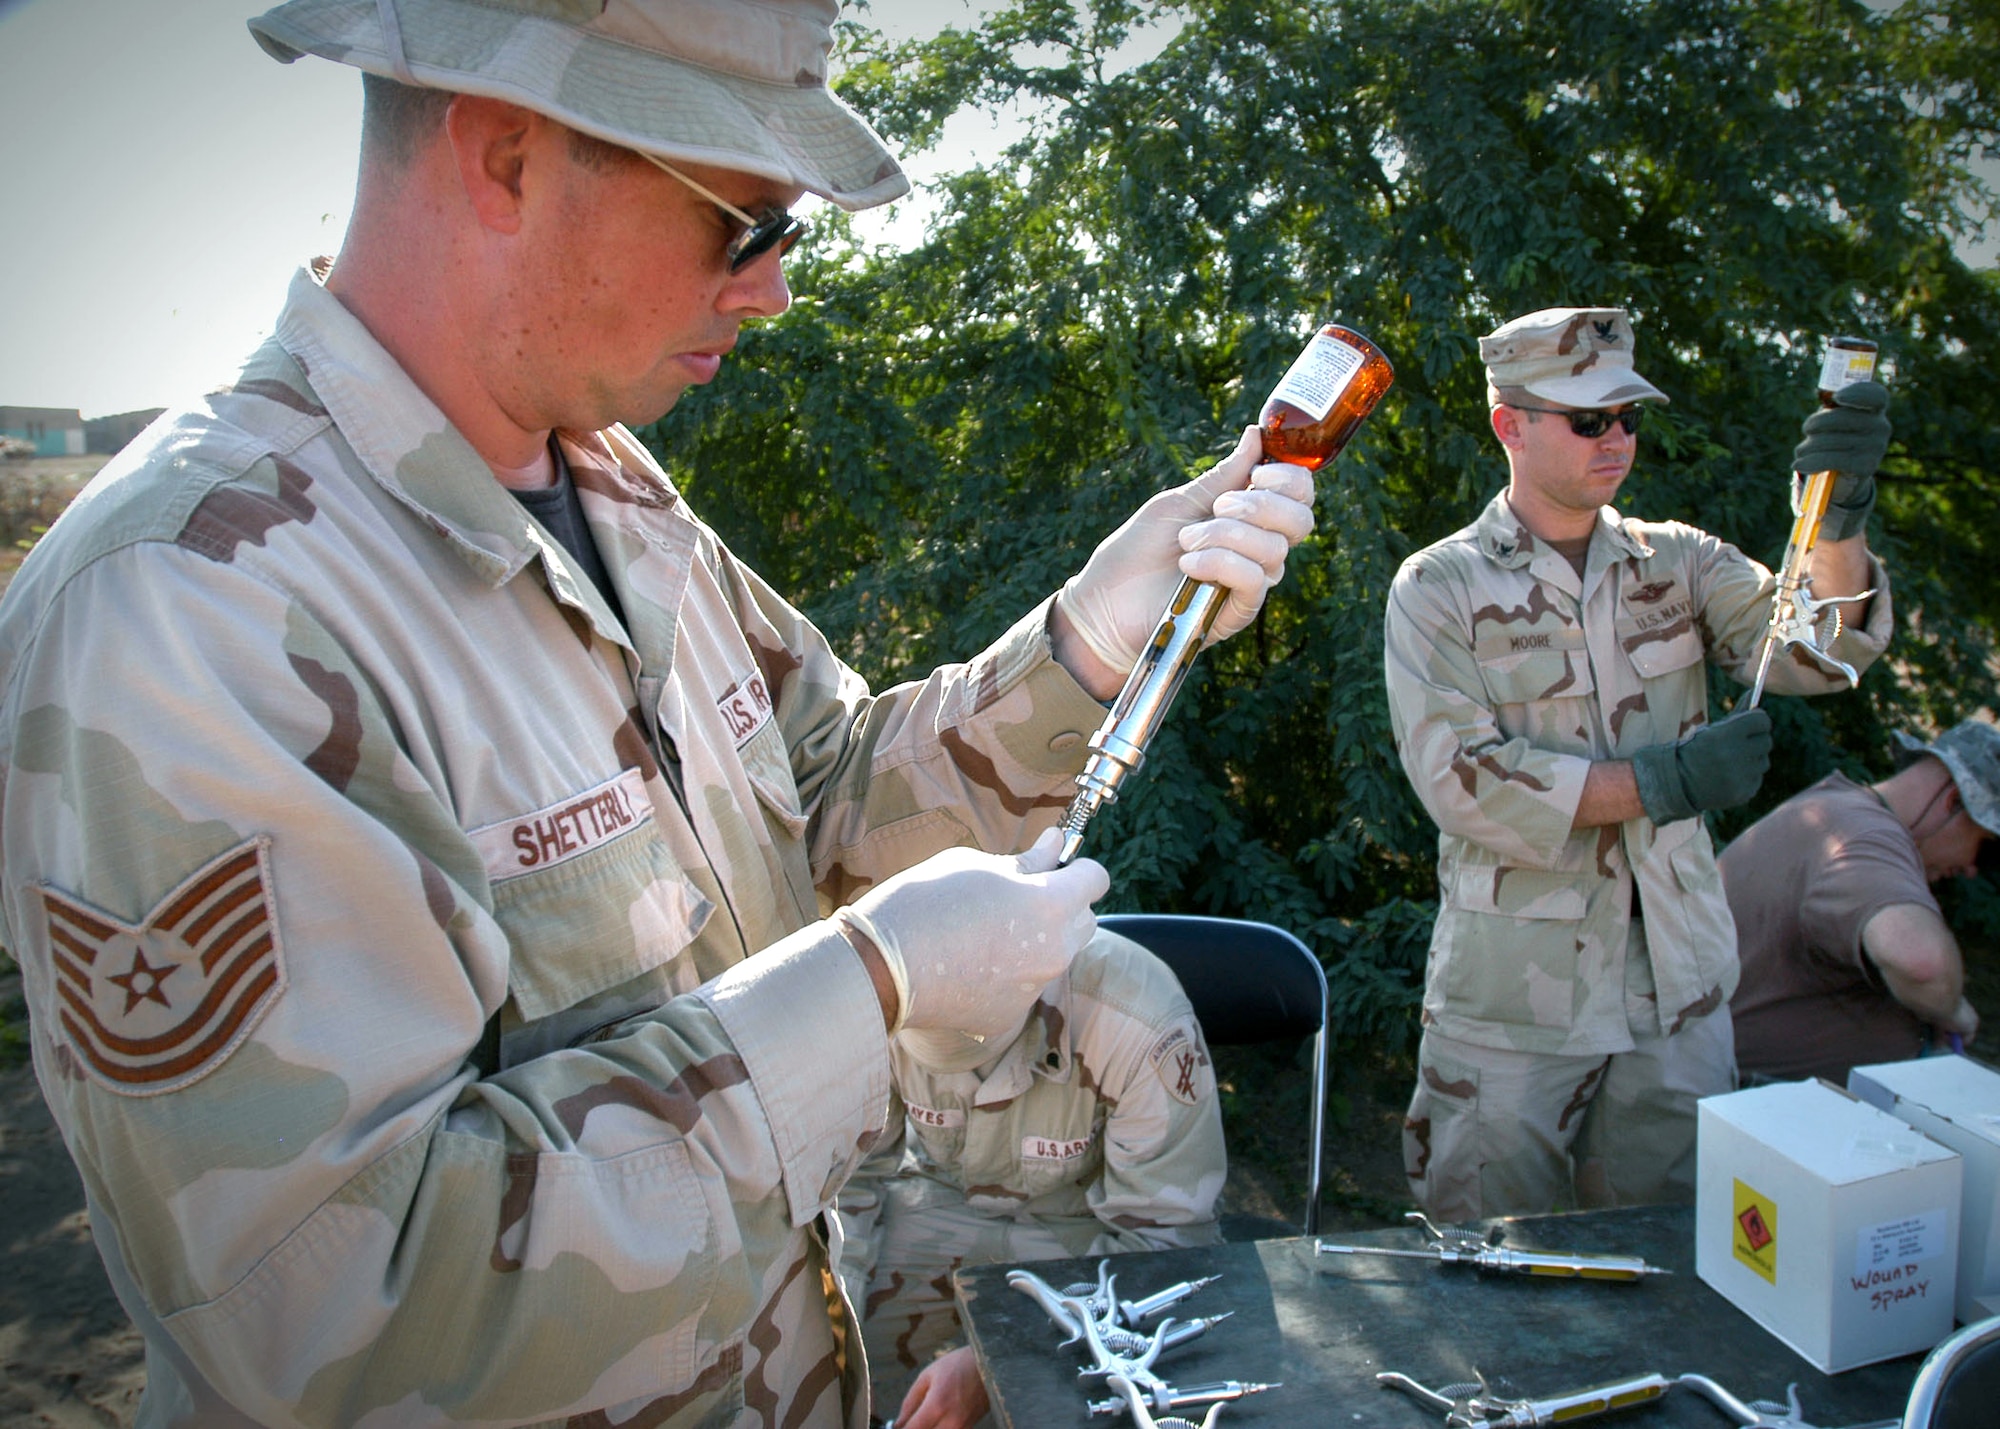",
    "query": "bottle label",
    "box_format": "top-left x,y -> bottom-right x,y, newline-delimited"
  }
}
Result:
1268,332 -> 1365,423
1818,344 -> 1877,393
